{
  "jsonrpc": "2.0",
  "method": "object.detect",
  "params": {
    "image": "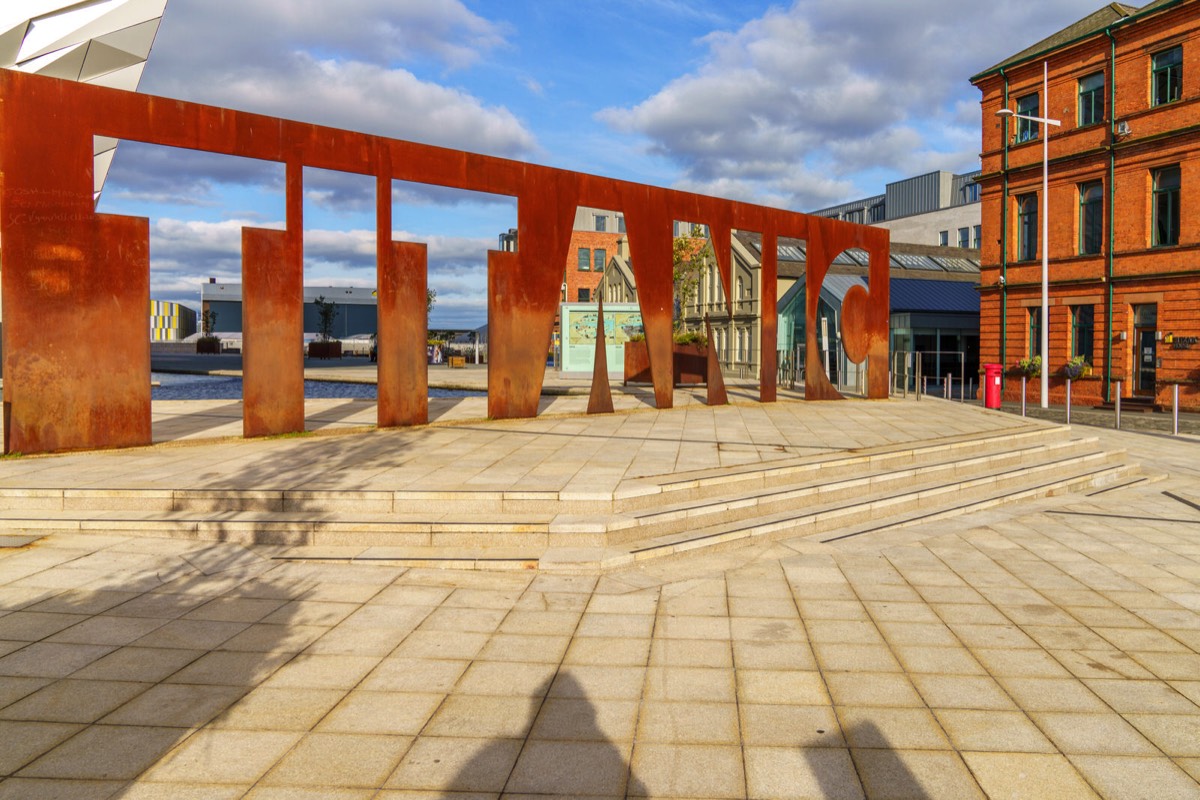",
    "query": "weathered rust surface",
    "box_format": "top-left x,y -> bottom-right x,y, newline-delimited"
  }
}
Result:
378,241 -> 429,427
813,218 -> 891,400
5,213 -> 153,453
489,175 -> 579,419
705,317 -> 728,407
620,201 -> 675,409
242,227 -> 304,438
0,70 -> 891,454
758,230 -> 778,403
587,296 -> 614,415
